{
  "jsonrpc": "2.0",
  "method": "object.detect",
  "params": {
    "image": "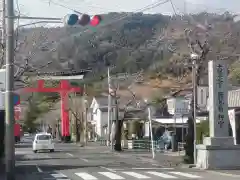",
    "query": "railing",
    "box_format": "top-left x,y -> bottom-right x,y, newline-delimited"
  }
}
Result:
99,138 -> 108,146
127,139 -> 164,151
178,142 -> 186,155
99,138 -> 165,151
